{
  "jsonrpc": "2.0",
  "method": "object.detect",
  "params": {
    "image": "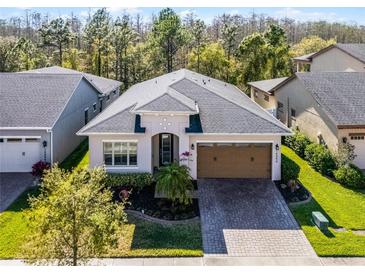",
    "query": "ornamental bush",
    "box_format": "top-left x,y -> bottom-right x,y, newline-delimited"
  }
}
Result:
304,143 -> 336,176
284,130 -> 312,158
334,165 -> 365,189
31,161 -> 51,177
281,154 -> 300,183
106,173 -> 153,190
